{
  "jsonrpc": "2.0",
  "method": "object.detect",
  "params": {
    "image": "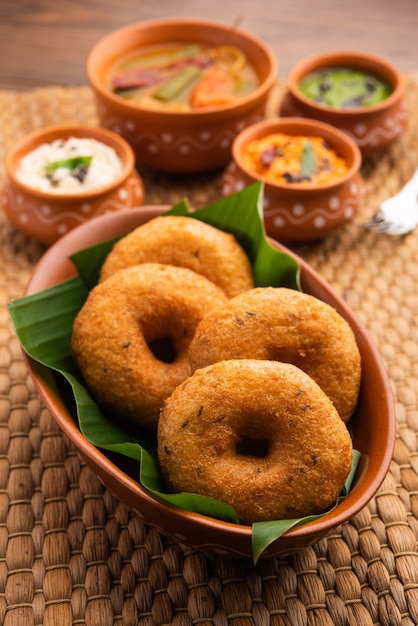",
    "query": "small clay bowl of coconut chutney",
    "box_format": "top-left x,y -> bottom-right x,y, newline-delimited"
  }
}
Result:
3,124 -> 145,246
